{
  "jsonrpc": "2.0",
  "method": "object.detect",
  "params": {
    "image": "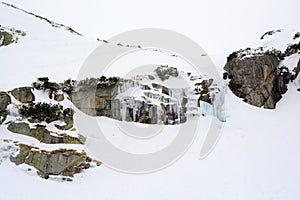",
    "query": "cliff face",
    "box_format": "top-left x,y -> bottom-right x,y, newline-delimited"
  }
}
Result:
223,30 -> 300,109
71,77 -> 198,125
